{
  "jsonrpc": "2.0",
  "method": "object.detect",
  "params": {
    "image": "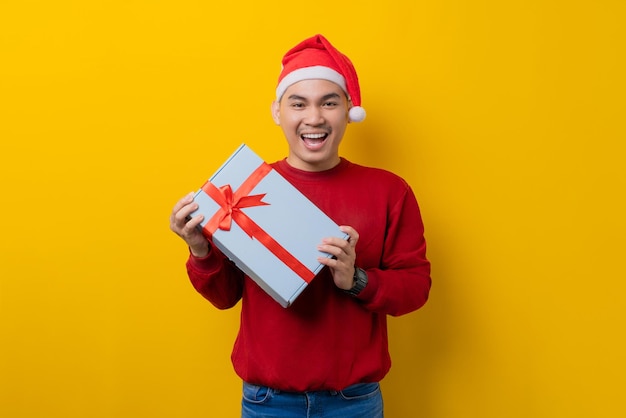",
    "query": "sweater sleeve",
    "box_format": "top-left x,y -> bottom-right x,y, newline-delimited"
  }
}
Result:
355,184 -> 431,316
185,245 -> 245,310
